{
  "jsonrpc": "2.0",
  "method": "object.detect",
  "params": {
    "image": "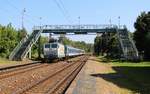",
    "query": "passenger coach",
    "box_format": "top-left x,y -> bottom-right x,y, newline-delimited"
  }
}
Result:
43,42 -> 85,60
